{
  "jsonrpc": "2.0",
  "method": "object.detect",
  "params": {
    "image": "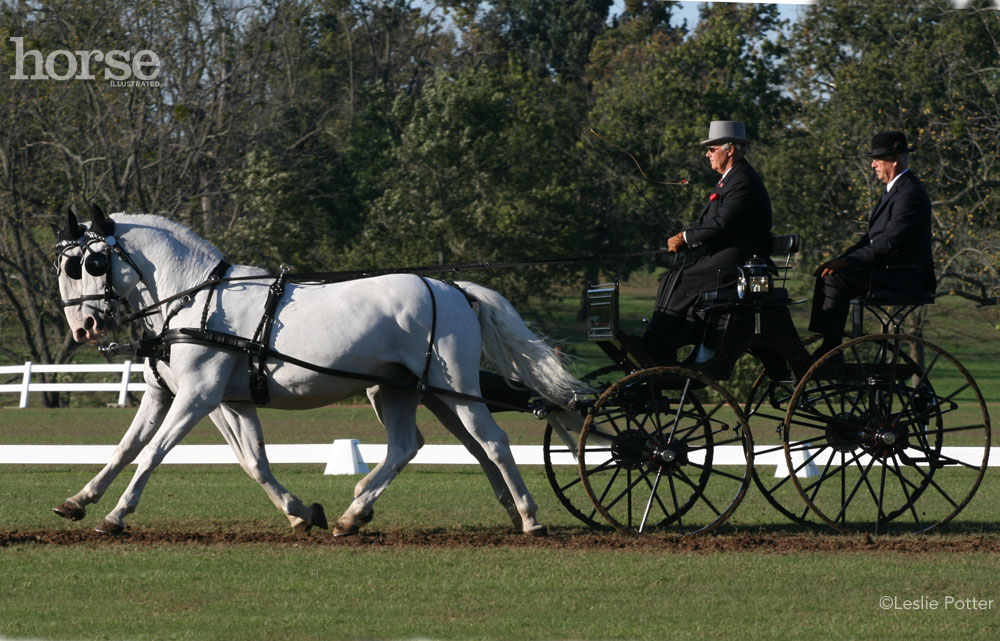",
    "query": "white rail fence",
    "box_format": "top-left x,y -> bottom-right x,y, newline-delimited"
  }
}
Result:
2,362 -> 996,476
0,361 -> 148,408
1,441 -> 995,477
